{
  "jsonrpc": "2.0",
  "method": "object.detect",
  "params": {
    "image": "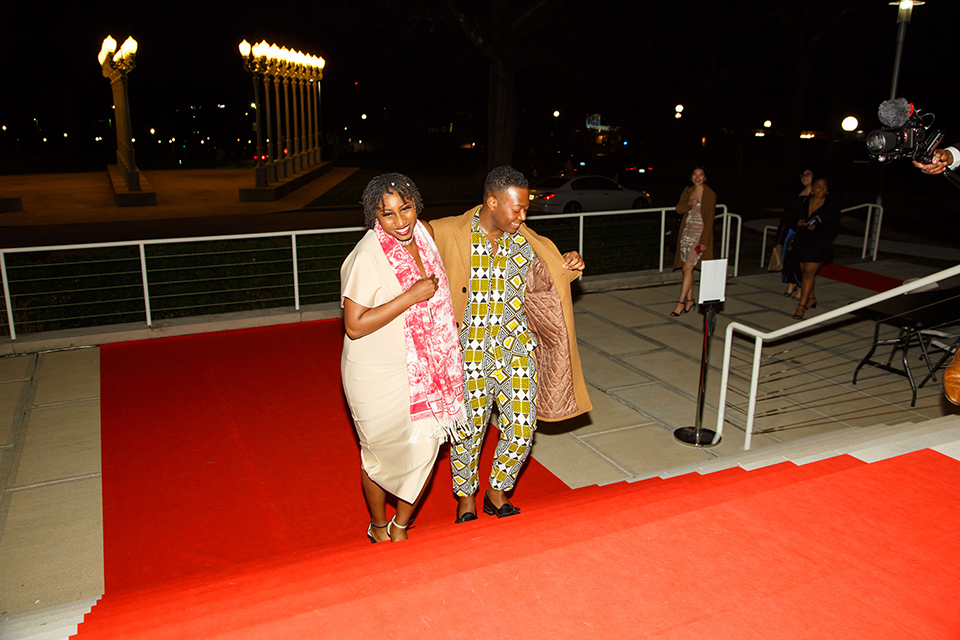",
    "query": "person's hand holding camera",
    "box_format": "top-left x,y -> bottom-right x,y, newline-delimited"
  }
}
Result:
913,148 -> 956,175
